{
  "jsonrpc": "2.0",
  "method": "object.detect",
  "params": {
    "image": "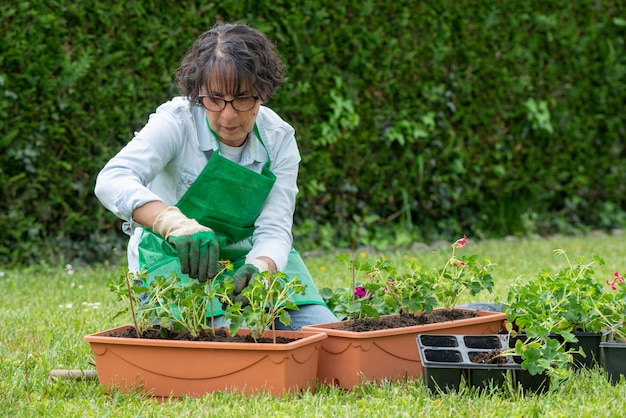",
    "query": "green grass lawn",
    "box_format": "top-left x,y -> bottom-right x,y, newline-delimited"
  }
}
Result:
2,233 -> 626,417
